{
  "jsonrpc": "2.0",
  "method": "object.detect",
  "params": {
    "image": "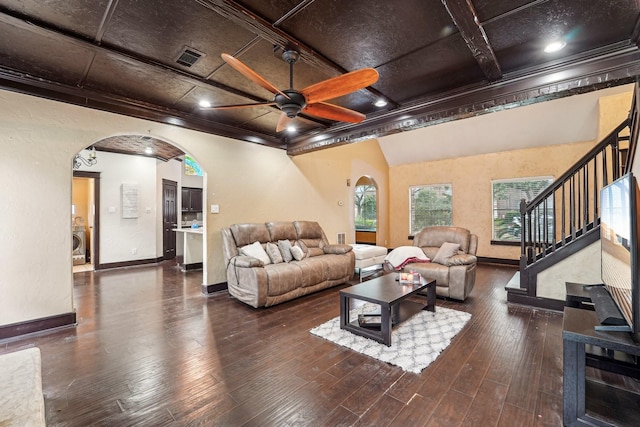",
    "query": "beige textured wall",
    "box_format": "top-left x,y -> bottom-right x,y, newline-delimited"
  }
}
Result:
389,140 -> 596,259
293,138 -> 389,246
598,91 -> 633,140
